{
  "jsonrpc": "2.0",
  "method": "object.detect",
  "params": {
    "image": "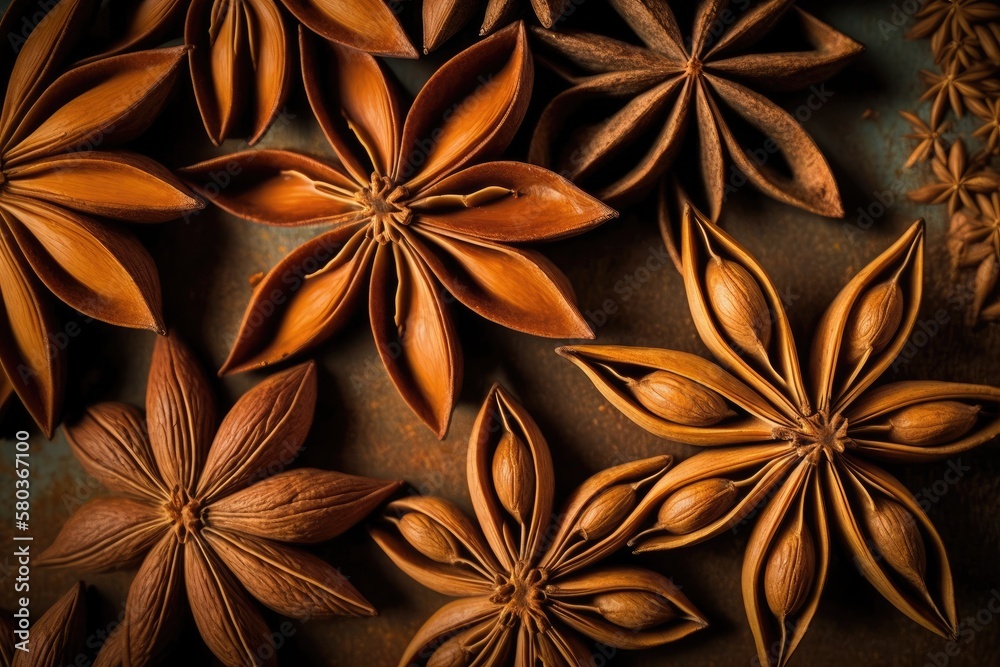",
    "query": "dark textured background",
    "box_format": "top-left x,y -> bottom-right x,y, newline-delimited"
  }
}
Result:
1,1 -> 999,666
